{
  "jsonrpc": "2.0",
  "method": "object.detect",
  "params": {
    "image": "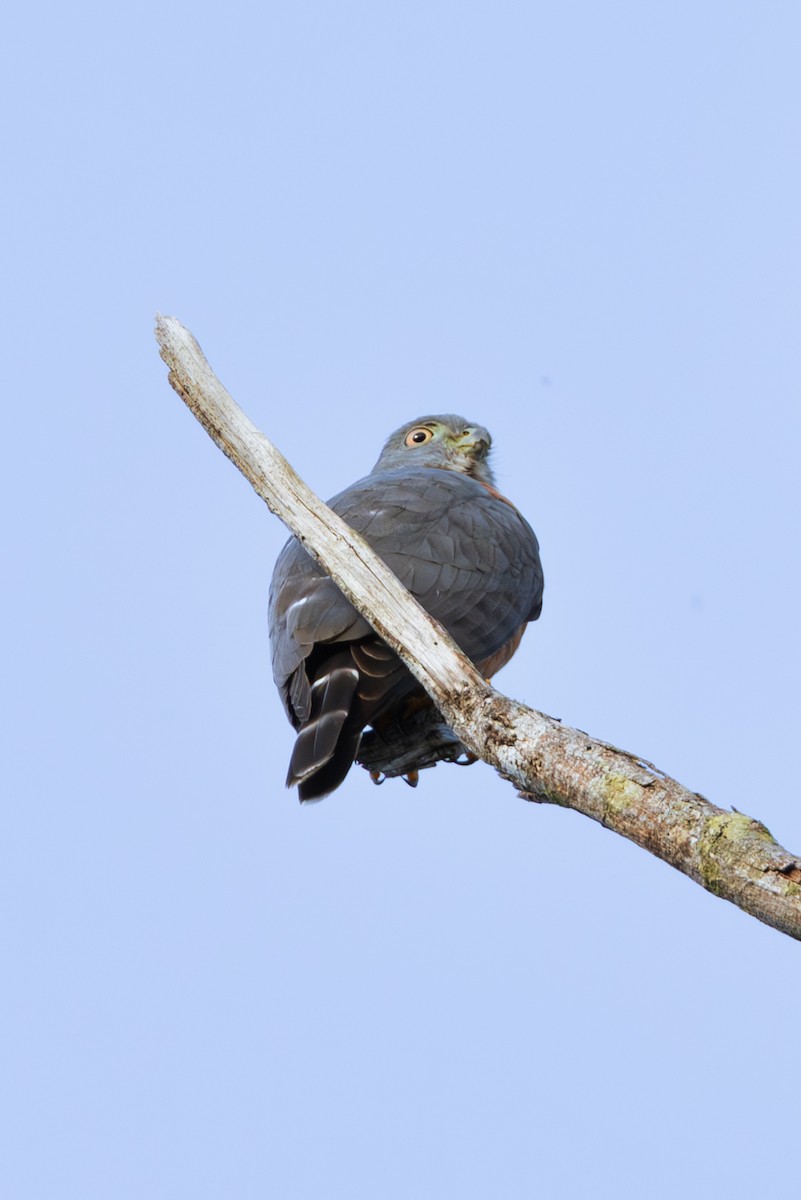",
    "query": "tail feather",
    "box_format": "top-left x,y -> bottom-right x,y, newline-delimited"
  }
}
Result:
297,727 -> 363,802
286,658 -> 359,789
285,637 -> 418,801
